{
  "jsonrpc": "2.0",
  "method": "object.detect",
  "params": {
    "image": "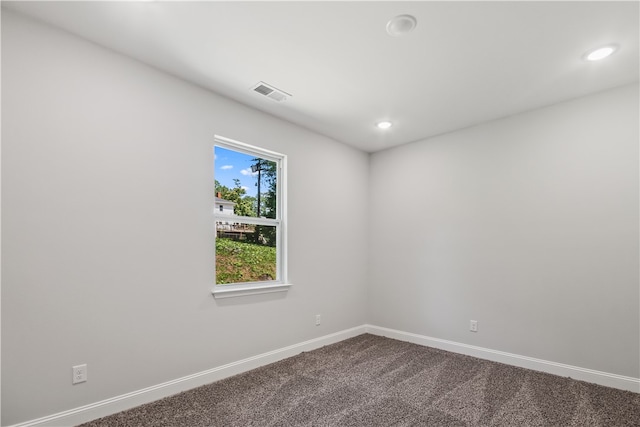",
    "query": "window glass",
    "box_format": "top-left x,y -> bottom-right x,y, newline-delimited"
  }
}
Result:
213,137 -> 285,289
